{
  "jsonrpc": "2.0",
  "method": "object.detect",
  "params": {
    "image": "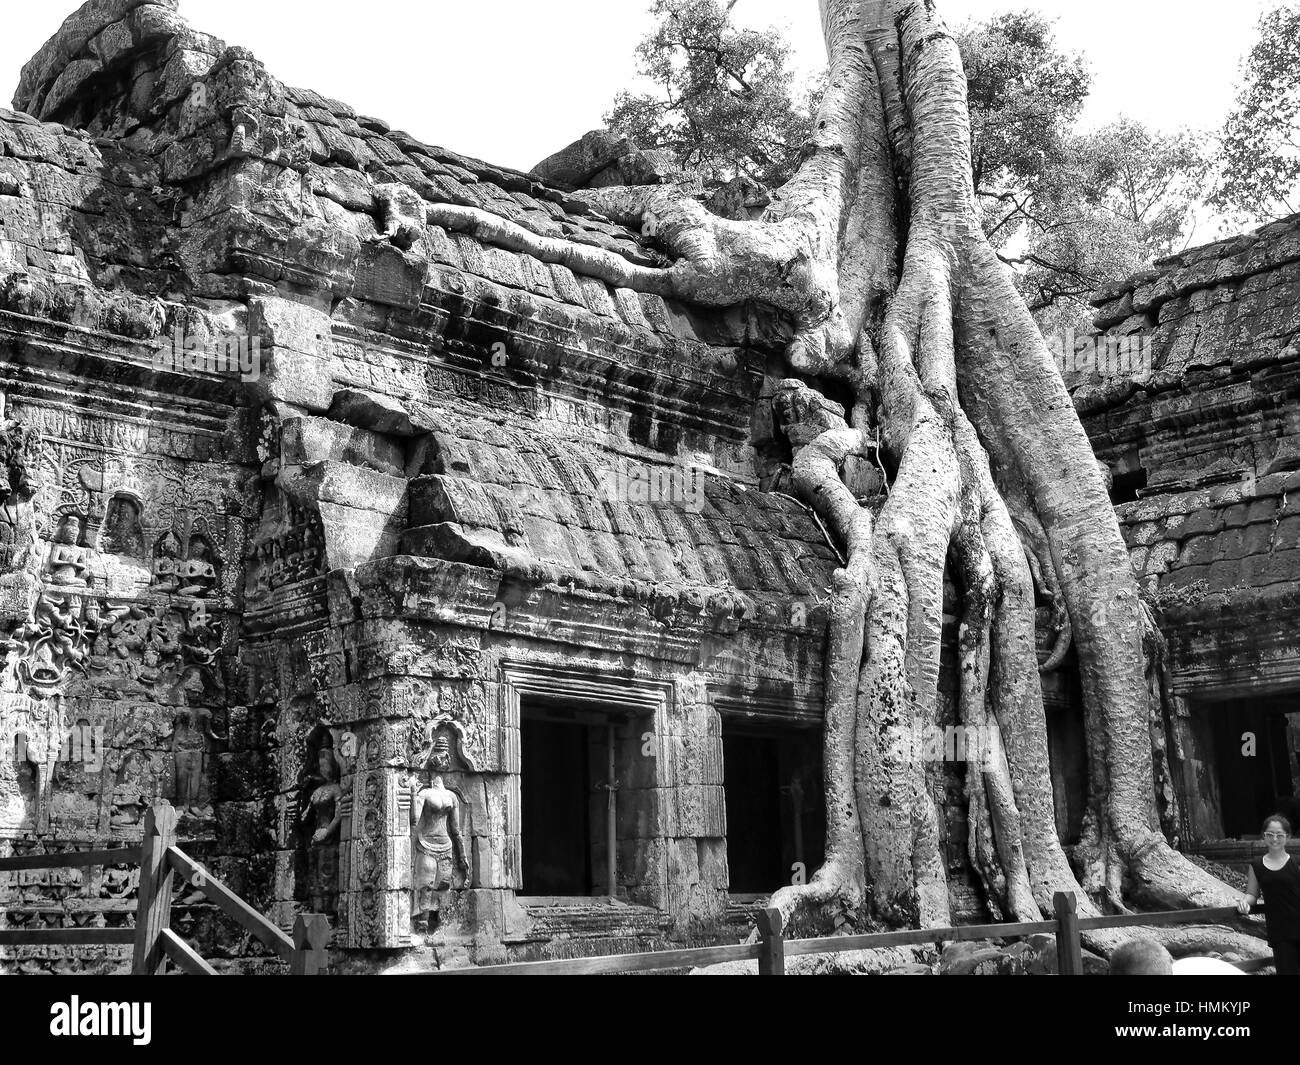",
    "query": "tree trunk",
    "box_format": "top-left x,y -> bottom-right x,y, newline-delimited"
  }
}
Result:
678,0 -> 1252,946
